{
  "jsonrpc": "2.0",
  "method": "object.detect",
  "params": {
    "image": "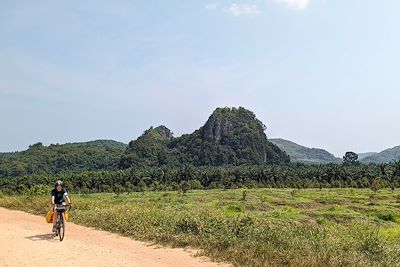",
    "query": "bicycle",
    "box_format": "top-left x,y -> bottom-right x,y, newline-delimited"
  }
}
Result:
53,204 -> 71,241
